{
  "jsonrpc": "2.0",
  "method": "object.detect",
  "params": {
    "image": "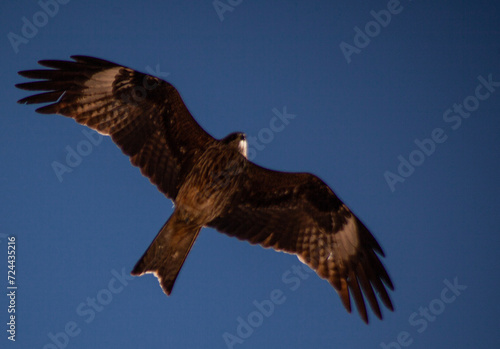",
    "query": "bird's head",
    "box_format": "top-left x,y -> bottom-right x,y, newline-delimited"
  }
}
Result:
222,132 -> 247,158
